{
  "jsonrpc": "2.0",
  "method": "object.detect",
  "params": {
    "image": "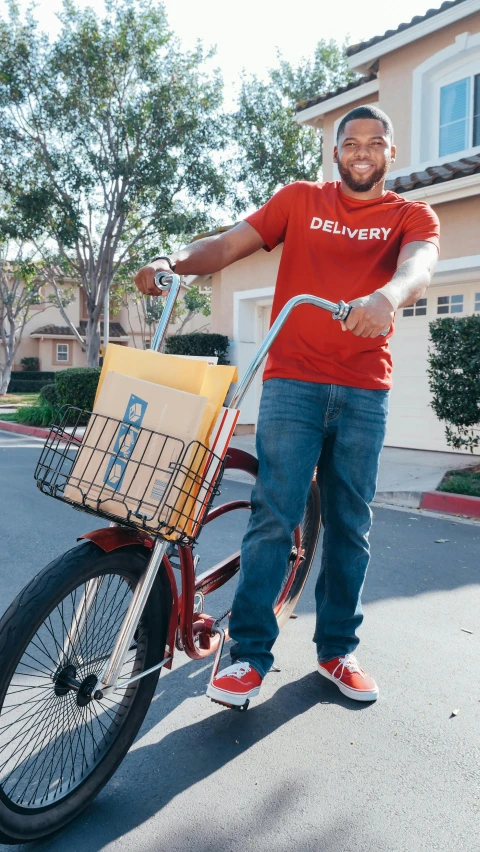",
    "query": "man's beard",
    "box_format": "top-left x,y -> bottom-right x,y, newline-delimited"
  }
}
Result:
337,159 -> 390,193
